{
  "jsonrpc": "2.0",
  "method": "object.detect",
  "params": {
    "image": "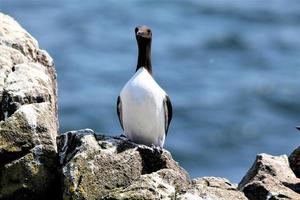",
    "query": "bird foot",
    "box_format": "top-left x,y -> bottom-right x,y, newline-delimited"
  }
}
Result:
114,134 -> 129,142
120,134 -> 127,138
150,144 -> 163,154
119,134 -> 135,144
